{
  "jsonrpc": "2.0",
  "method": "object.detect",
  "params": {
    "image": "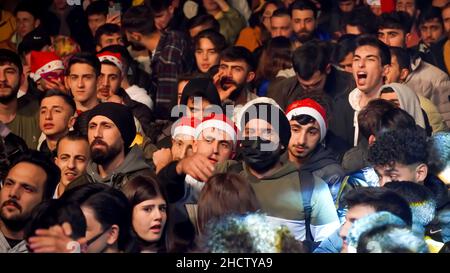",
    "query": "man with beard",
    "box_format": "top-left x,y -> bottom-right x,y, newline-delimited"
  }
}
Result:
285,97 -> 344,187
0,150 -> 59,252
290,0 -> 330,47
179,99 -> 340,247
122,5 -> 193,120
0,49 -> 40,149
66,102 -> 154,191
213,46 -> 258,121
